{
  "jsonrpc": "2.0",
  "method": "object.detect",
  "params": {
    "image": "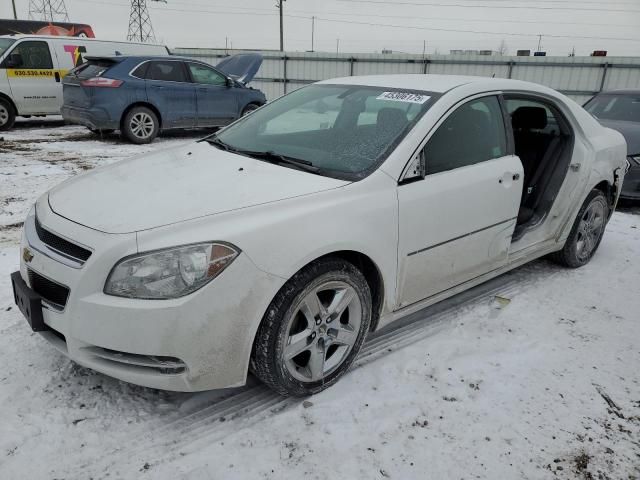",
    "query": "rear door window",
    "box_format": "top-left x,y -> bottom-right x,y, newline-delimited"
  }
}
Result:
146,61 -> 189,83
